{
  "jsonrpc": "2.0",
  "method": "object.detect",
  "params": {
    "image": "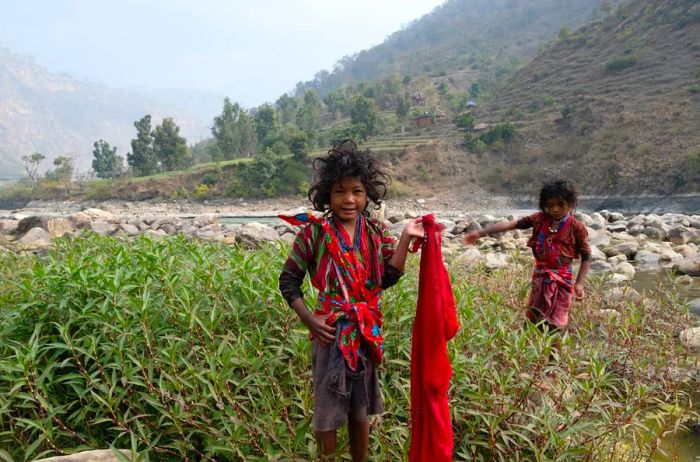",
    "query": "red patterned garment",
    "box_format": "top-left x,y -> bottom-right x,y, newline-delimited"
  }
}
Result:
516,212 -> 591,328
409,214 -> 460,462
279,212 -> 396,371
